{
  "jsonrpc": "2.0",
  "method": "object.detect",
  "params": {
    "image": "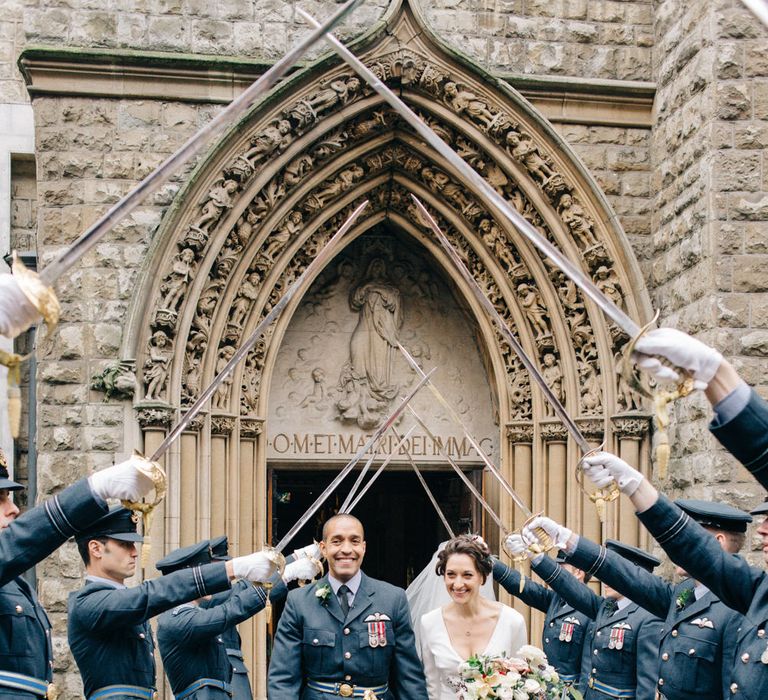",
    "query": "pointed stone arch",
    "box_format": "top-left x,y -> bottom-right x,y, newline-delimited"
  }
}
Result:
124,0 -> 654,685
